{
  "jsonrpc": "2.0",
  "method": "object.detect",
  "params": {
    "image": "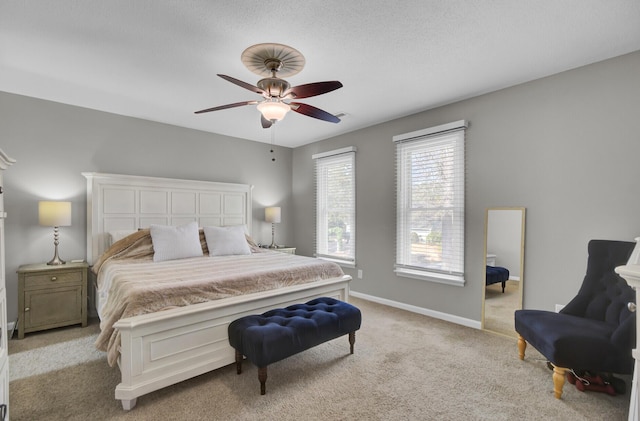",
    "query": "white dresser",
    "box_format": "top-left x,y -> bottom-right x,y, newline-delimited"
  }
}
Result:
616,238 -> 640,421
0,149 -> 15,420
